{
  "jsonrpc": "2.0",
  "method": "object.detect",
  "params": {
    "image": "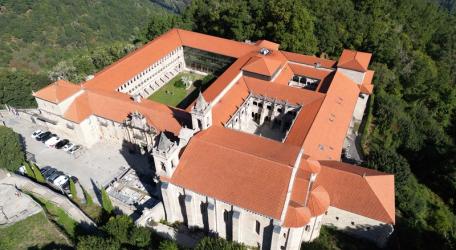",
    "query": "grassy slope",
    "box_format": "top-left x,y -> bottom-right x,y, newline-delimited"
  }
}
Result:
0,0 -> 169,72
0,212 -> 70,250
